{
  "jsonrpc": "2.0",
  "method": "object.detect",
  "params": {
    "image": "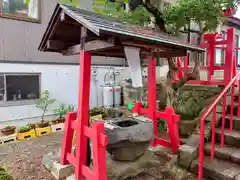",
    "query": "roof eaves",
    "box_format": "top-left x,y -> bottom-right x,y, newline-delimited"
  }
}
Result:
38,4 -> 62,51
60,4 -> 100,36
99,28 -> 204,52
